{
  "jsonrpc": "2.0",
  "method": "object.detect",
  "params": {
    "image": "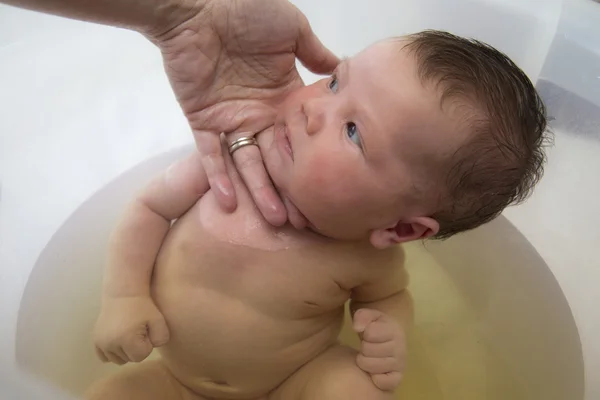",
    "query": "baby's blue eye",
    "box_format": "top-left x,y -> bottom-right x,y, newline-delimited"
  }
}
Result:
328,75 -> 339,93
346,122 -> 362,149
